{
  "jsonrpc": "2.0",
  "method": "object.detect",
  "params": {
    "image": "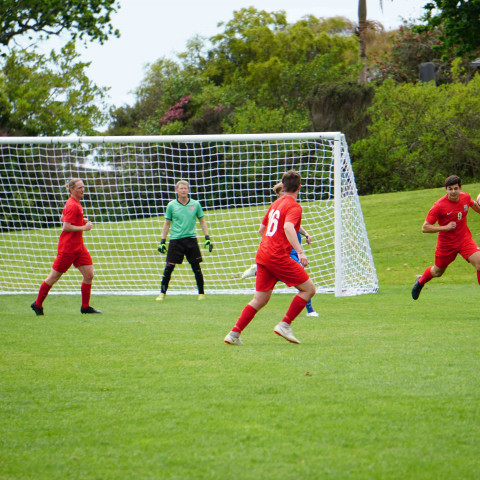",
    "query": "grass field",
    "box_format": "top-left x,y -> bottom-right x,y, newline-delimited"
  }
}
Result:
1,184 -> 480,479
